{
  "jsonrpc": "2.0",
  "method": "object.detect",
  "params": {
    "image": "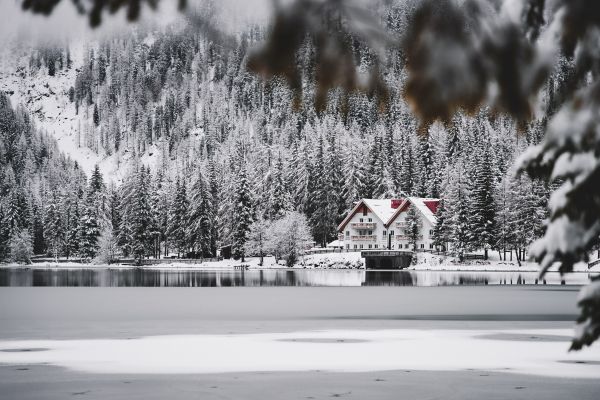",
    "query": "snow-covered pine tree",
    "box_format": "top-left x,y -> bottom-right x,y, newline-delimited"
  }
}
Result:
494,174 -> 516,262
232,164 -> 253,261
0,205 -> 9,260
269,153 -> 290,220
31,202 -> 45,255
414,135 -> 434,197
341,143 -> 365,210
405,205 -> 421,252
5,186 -> 30,239
309,136 -> 337,247
63,196 -> 81,259
326,134 -> 347,223
468,144 -> 497,259
44,192 -> 63,260
168,178 -> 190,257
188,167 -> 212,257
130,166 -> 153,262
207,159 -> 220,257
399,131 -> 415,196
93,104 -> 100,127
78,201 -> 100,261
444,163 -> 472,259
432,199 -> 450,252
363,134 -> 383,198
89,165 -> 104,194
